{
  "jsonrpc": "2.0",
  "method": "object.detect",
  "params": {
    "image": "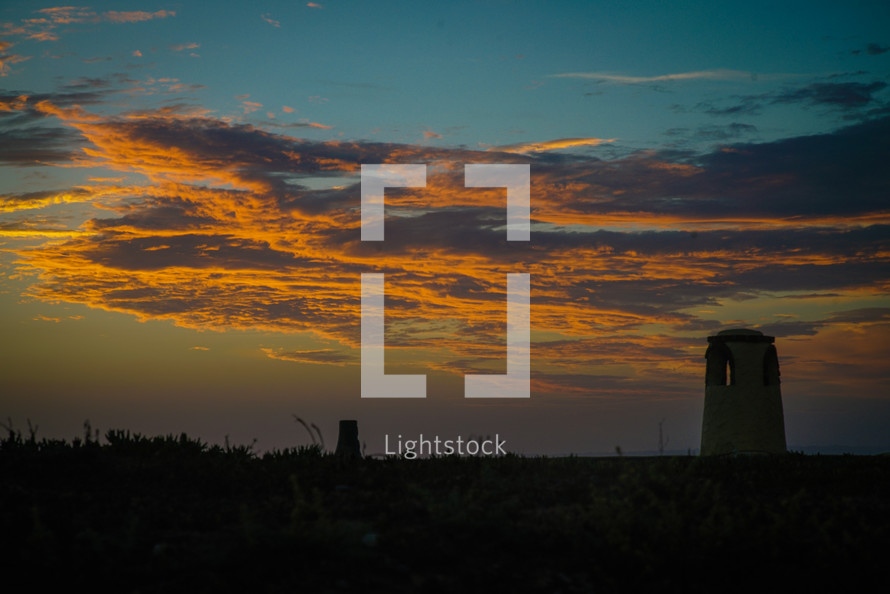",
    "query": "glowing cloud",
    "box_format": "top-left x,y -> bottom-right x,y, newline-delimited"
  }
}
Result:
494,137 -> 615,153
3,97 -> 888,399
